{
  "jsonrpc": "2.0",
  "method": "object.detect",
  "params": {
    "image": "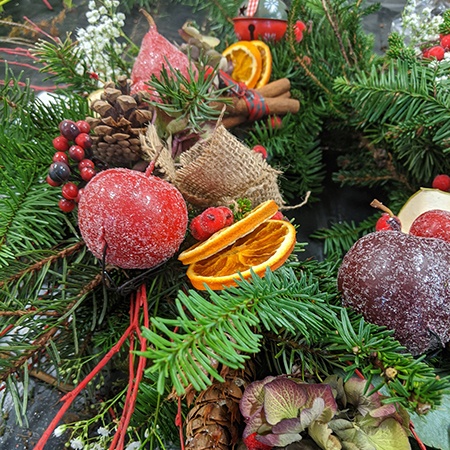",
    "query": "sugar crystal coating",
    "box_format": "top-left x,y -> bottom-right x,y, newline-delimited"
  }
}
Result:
78,168 -> 188,269
337,231 -> 450,355
409,209 -> 450,243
